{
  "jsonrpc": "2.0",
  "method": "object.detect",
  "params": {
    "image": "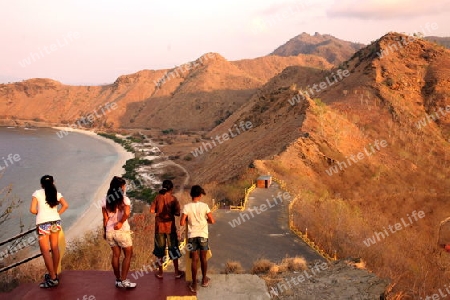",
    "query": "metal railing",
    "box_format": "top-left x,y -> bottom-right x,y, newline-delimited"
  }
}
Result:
0,228 -> 42,273
229,184 -> 256,211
